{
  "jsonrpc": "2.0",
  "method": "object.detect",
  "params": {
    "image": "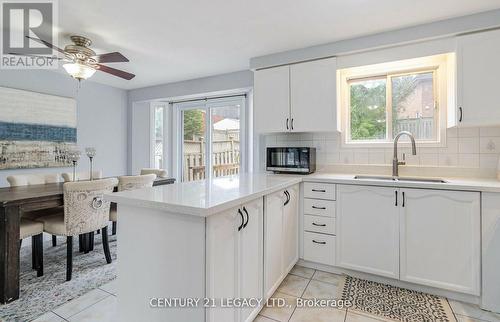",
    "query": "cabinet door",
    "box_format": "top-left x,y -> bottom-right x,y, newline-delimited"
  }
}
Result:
457,29 -> 500,127
264,189 -> 285,299
400,189 -> 480,295
282,184 -> 299,273
240,198 -> 264,322
206,207 -> 240,322
290,57 -> 337,132
336,185 -> 400,279
254,66 -> 290,133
